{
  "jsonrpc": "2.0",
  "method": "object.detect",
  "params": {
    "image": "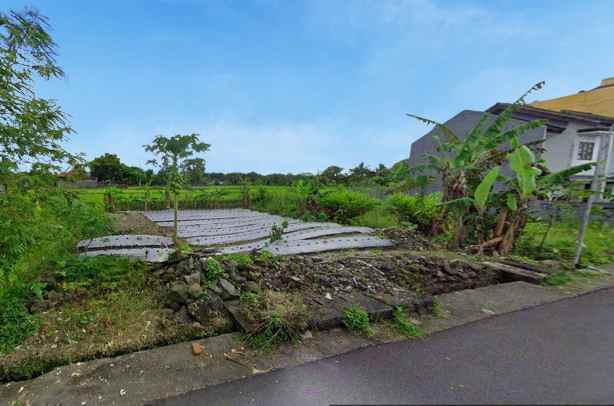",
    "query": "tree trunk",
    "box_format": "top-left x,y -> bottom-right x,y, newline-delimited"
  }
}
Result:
173,193 -> 180,254
494,209 -> 508,238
